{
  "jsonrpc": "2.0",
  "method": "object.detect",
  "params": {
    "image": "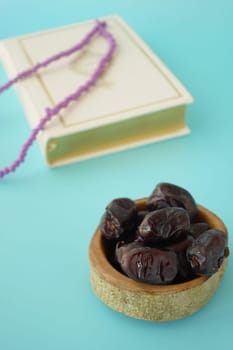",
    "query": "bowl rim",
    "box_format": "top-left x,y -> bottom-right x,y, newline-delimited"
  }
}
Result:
89,199 -> 228,295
